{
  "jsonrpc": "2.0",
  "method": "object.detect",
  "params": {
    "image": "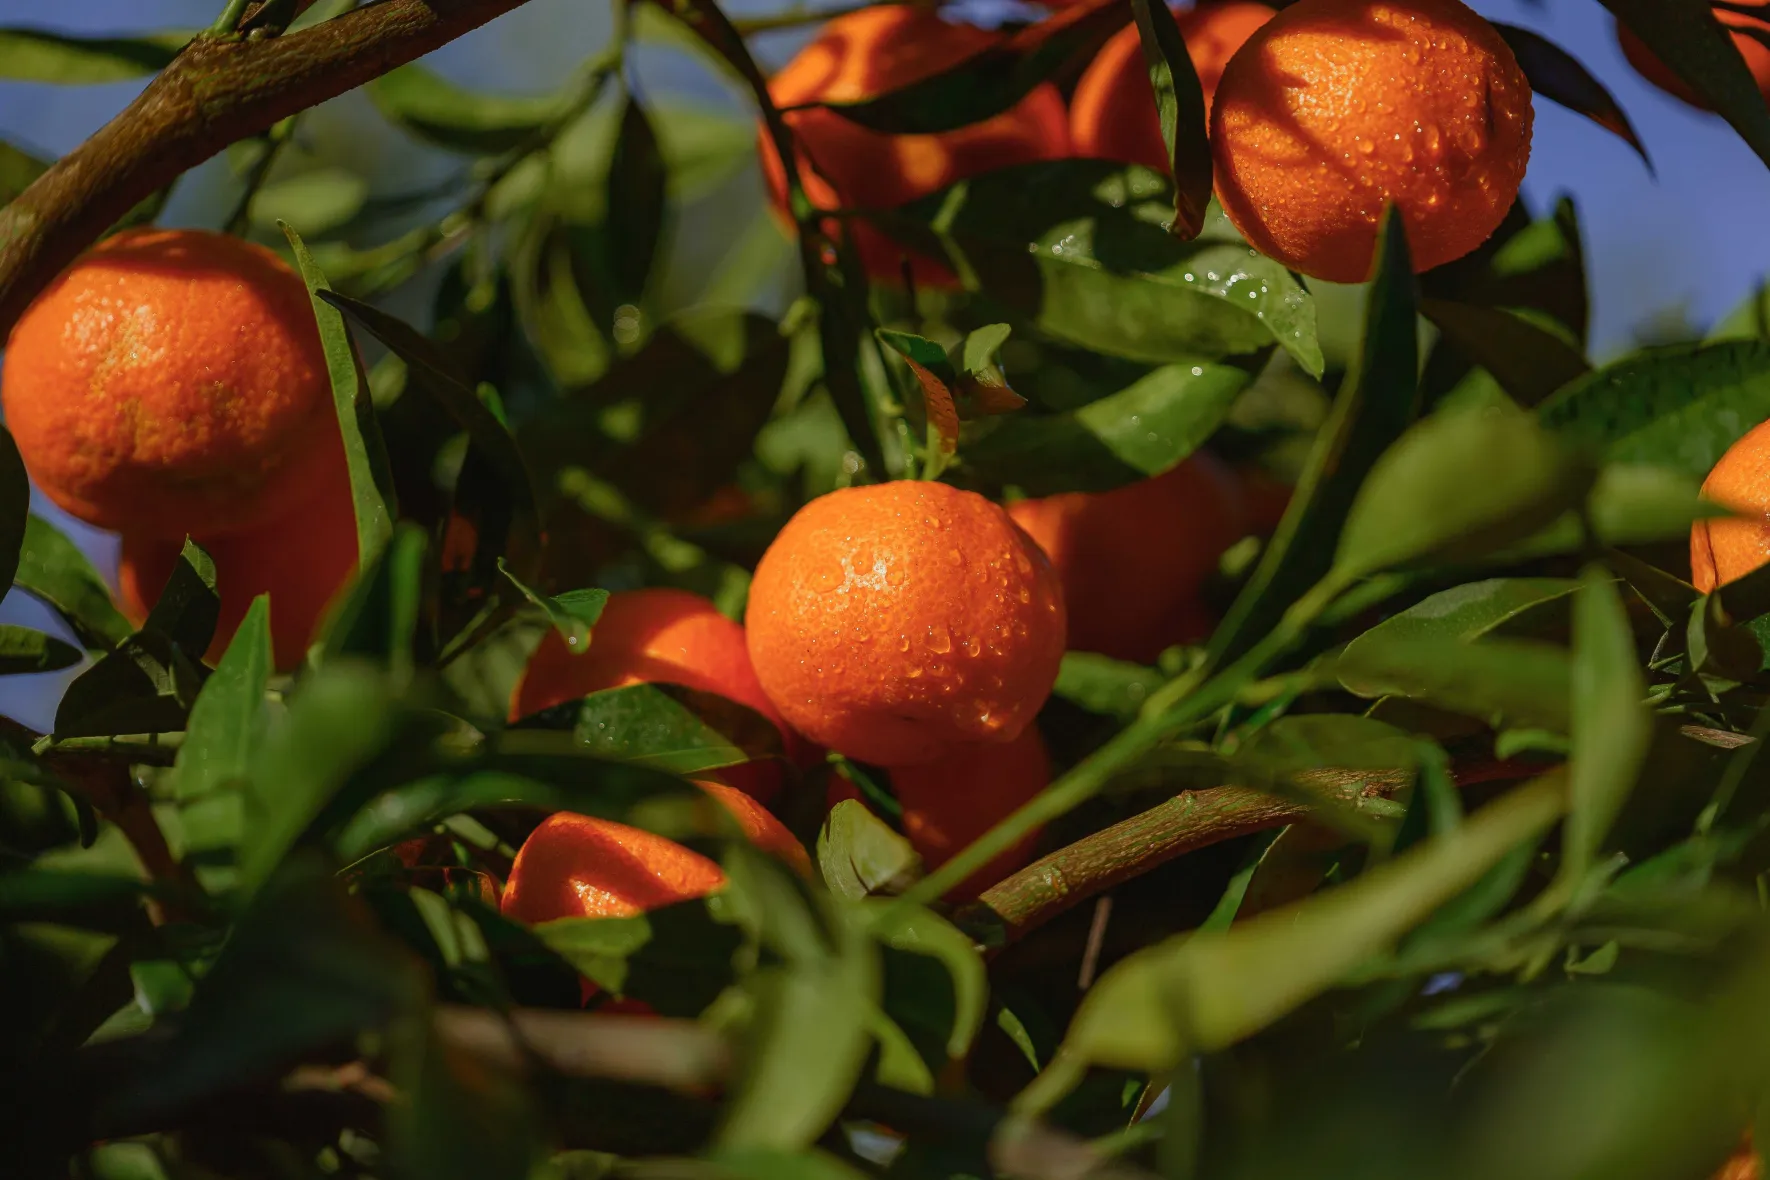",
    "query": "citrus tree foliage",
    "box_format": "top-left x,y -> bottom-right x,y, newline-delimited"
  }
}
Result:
3,3 -> 1770,1180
